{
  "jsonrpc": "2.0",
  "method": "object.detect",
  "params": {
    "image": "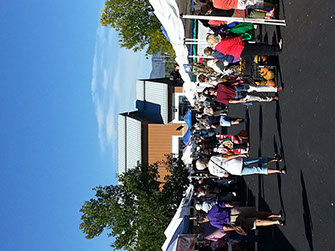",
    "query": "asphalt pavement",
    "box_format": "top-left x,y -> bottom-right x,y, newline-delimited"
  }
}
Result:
228,1 -> 335,250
